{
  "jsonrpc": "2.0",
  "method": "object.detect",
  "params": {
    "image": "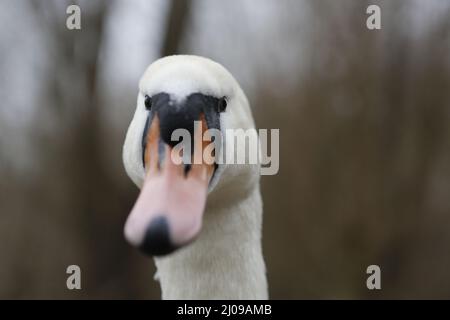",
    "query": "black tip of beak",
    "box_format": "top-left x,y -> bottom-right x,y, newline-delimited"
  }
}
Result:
139,216 -> 177,256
